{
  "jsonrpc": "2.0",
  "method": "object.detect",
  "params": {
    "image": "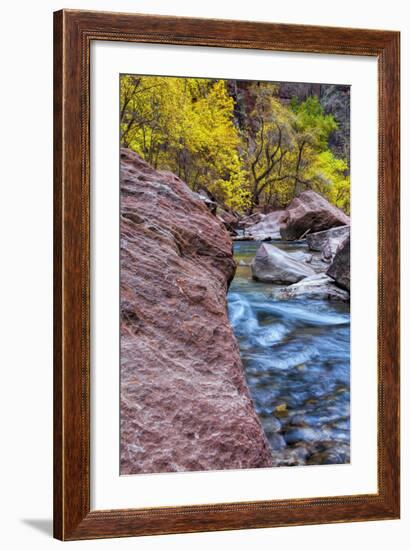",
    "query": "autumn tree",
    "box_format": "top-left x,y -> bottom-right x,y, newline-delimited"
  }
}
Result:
243,89 -> 347,213
120,75 -> 350,215
244,83 -> 296,212
120,76 -> 249,211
